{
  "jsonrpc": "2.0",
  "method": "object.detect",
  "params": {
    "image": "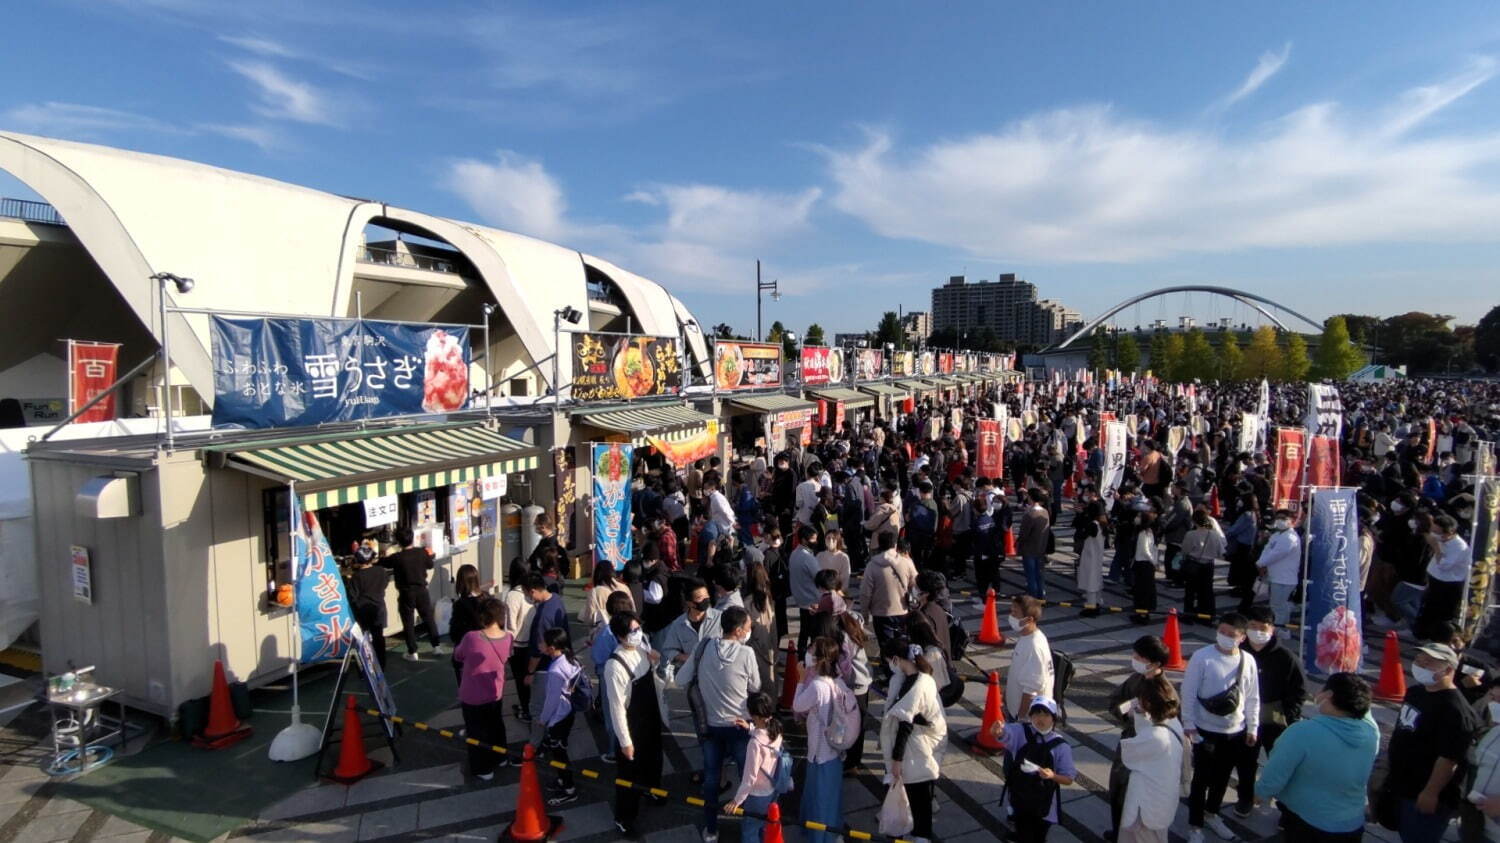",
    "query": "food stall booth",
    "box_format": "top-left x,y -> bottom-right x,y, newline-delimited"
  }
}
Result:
804,386 -> 876,433
723,393 -> 819,455
857,382 -> 911,421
